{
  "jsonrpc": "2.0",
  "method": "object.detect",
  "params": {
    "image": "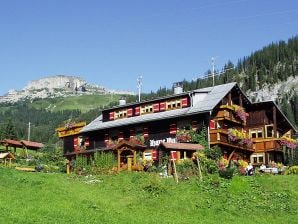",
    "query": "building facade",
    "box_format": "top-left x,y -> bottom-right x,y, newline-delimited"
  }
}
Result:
61,82 -> 297,169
